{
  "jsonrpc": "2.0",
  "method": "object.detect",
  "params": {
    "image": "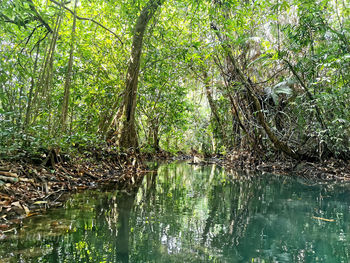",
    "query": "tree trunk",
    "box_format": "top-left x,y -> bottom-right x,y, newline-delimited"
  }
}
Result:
202,71 -> 228,147
24,43 -> 40,130
60,0 -> 78,131
32,11 -> 62,126
117,0 -> 163,150
153,123 -> 160,152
